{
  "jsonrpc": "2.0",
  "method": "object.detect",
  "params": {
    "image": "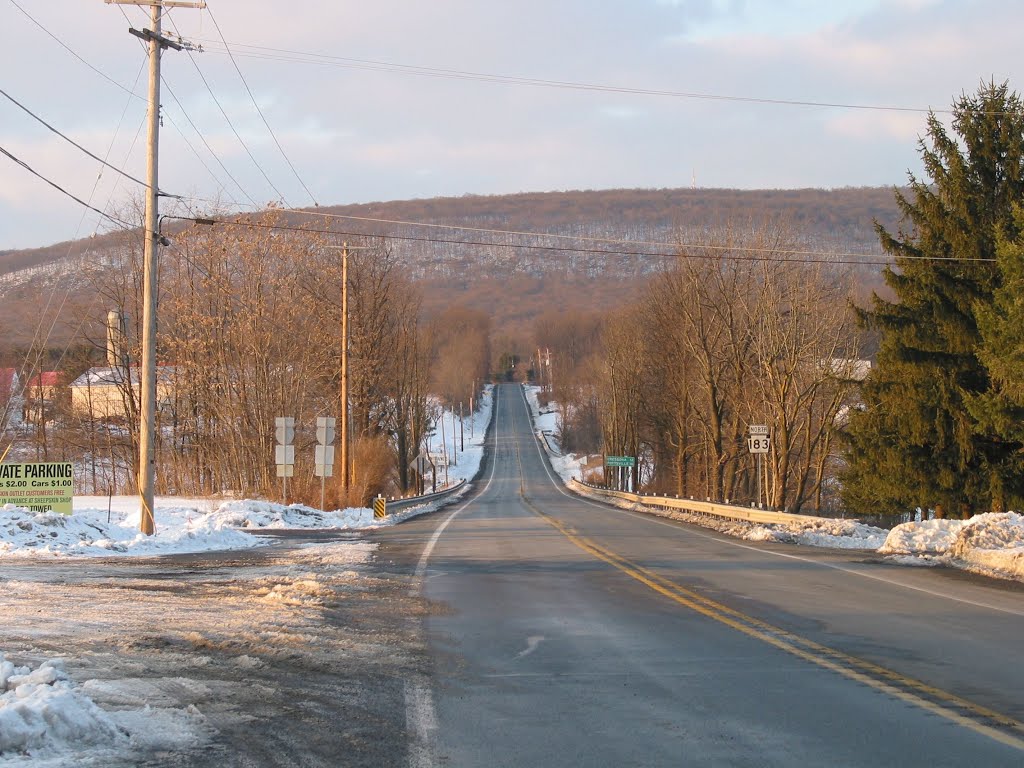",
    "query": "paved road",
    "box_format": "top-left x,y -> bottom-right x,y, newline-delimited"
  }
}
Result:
377,383 -> 1024,767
